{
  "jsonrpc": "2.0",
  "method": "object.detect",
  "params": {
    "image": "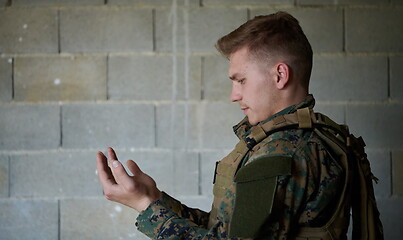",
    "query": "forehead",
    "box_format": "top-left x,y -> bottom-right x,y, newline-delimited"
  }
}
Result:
228,47 -> 269,78
228,47 -> 252,76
